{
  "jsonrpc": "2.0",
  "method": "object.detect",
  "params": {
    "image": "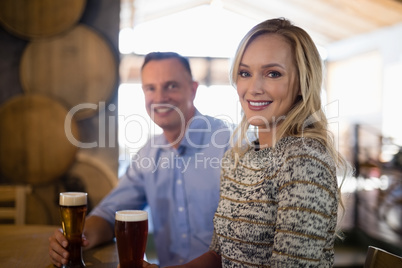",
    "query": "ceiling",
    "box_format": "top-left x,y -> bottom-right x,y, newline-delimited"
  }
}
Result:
122,0 -> 402,47
119,0 -> 402,84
